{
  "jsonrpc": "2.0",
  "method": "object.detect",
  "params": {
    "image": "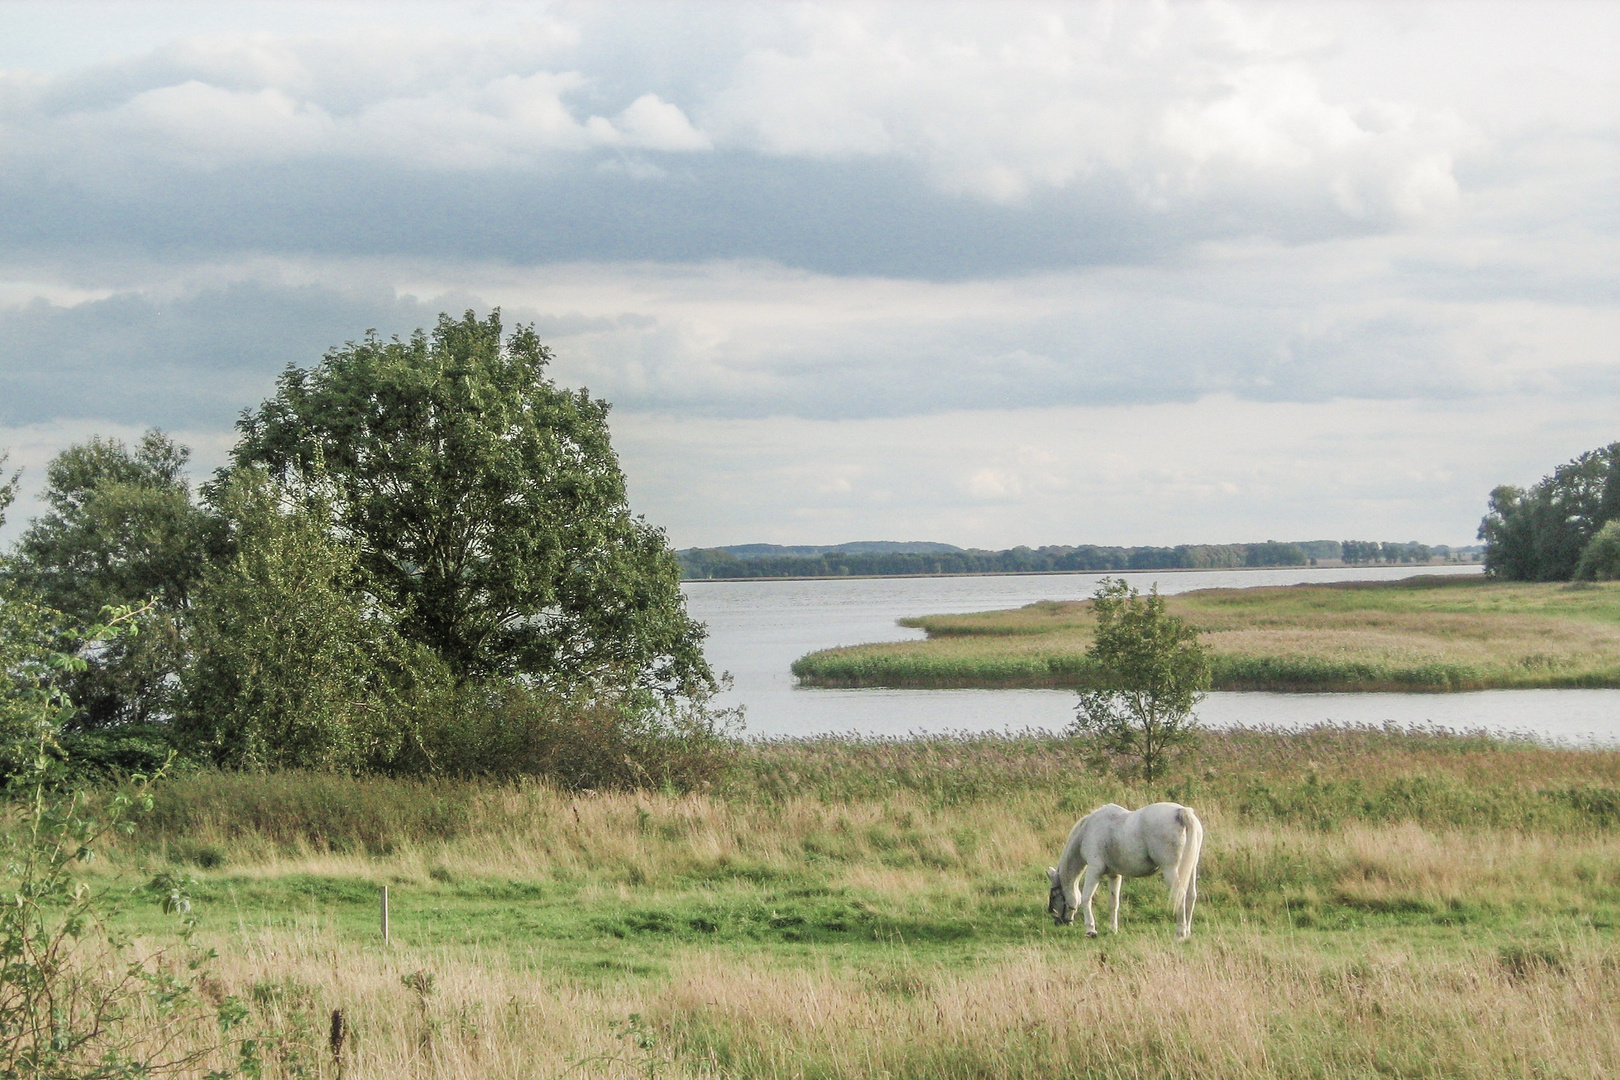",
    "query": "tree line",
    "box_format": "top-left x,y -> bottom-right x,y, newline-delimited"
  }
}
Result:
0,311 -> 731,788
1479,441 -> 1620,581
680,538 -> 1463,580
